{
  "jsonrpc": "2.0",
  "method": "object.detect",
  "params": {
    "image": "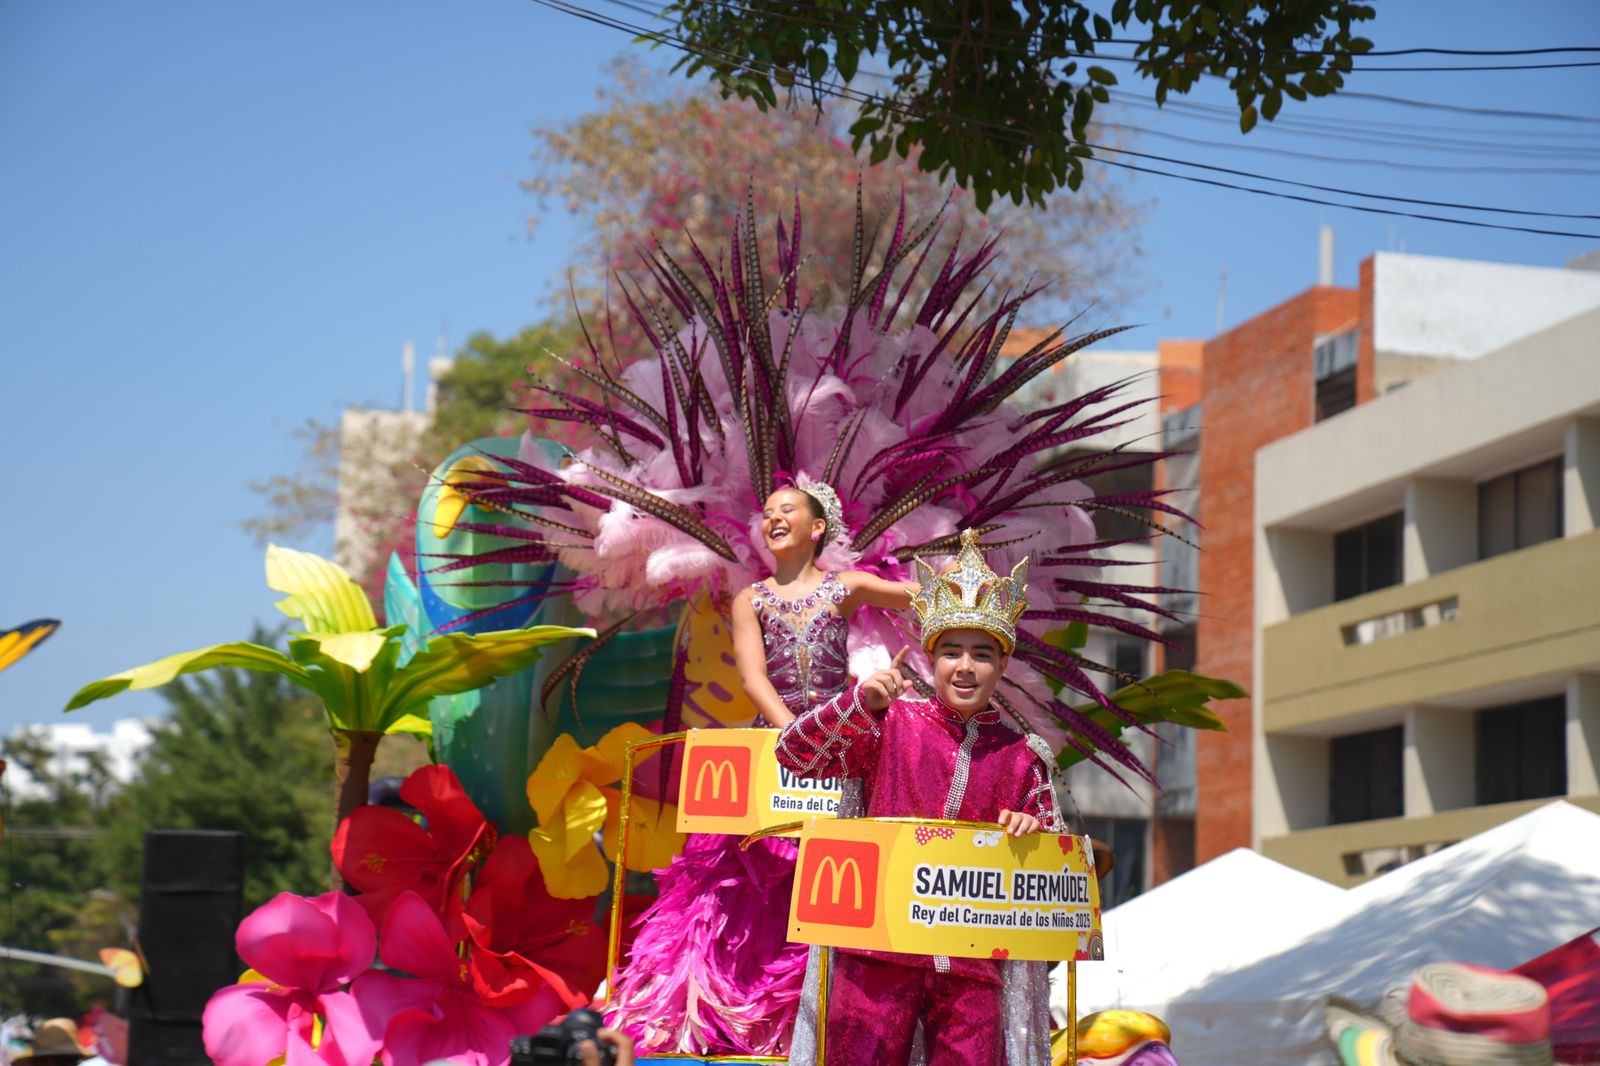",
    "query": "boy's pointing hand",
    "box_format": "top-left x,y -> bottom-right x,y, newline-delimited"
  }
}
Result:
860,646 -> 912,710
